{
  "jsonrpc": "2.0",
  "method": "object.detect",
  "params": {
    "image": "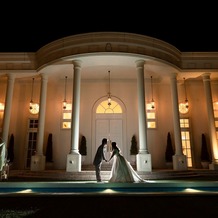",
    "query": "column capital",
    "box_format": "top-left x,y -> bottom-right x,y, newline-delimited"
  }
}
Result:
202,73 -> 211,81
40,73 -> 48,80
169,73 -> 178,79
72,60 -> 82,68
7,73 -> 16,80
135,60 -> 145,68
